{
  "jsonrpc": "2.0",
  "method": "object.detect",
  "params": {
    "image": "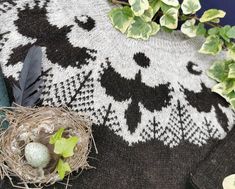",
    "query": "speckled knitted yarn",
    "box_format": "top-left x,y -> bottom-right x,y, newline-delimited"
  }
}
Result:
0,0 -> 234,189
